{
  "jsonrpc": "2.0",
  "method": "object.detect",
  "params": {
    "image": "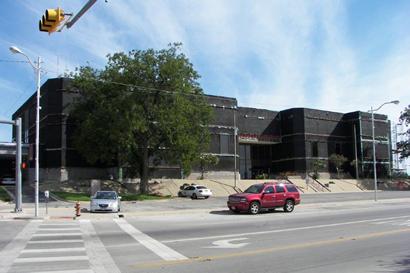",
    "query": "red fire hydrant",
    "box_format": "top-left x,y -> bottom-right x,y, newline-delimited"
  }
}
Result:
75,201 -> 81,217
